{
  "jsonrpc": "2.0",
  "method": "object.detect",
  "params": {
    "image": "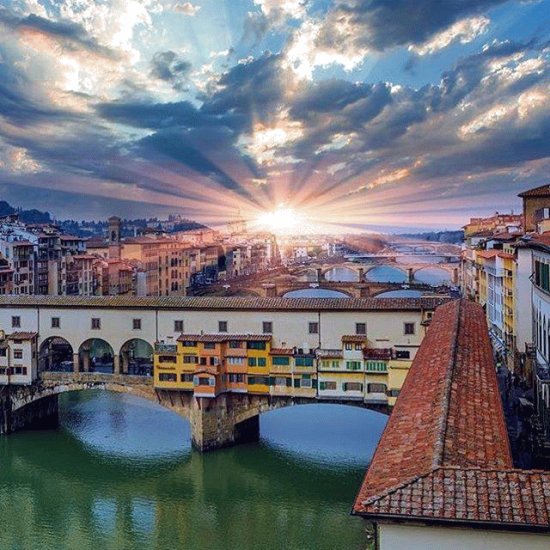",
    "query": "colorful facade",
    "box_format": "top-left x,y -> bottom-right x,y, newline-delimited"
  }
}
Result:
153,332 -> 415,406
